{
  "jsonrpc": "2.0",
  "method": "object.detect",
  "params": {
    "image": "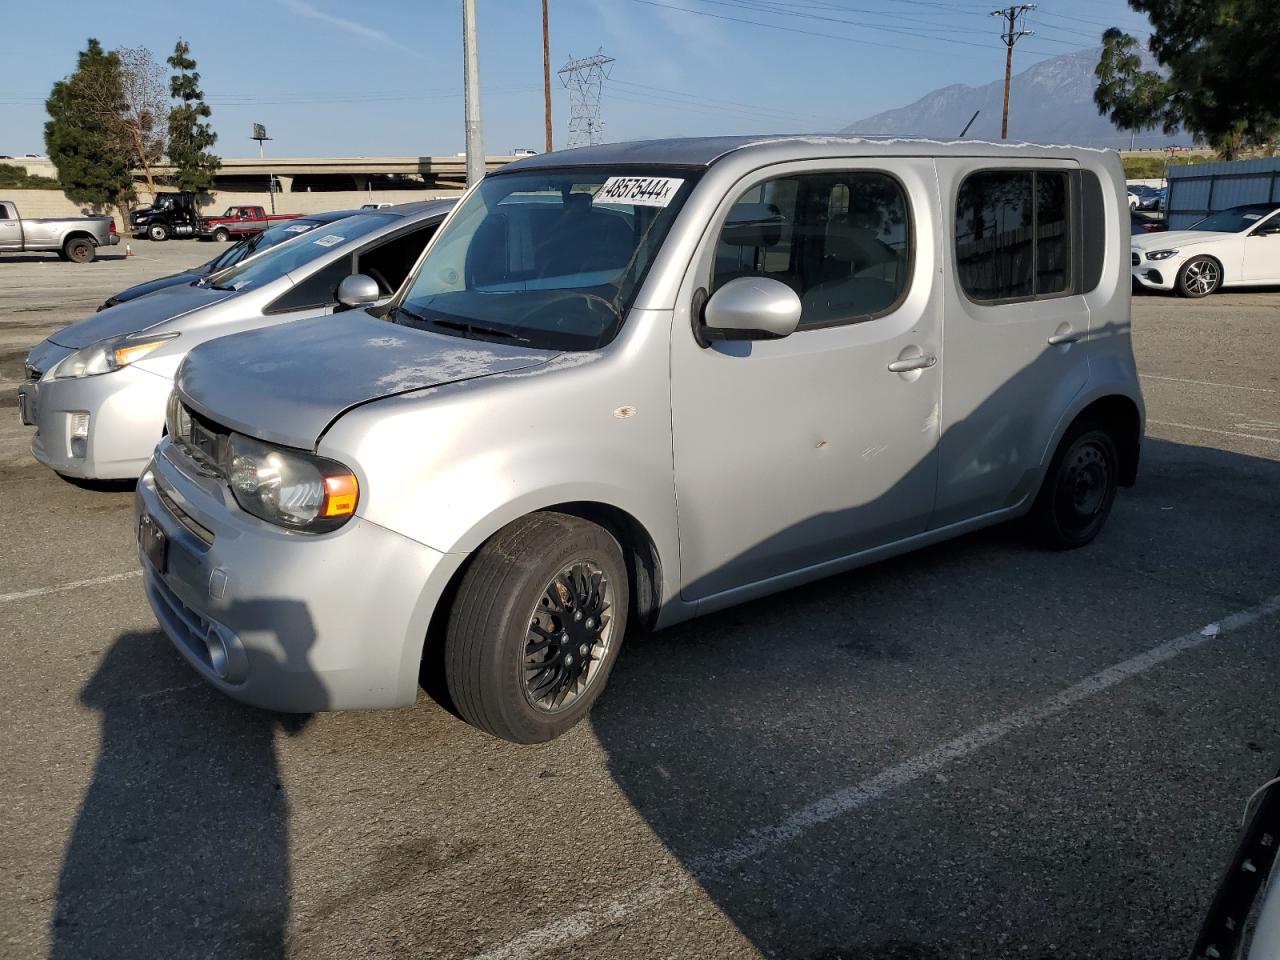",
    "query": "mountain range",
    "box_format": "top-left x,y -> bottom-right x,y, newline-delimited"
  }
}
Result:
842,47 -> 1191,148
